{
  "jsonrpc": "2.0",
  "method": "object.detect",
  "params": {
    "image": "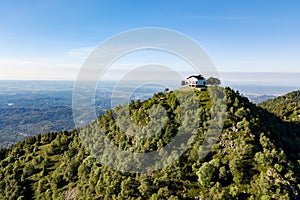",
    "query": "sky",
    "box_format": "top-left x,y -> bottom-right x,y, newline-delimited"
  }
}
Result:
0,0 -> 299,80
